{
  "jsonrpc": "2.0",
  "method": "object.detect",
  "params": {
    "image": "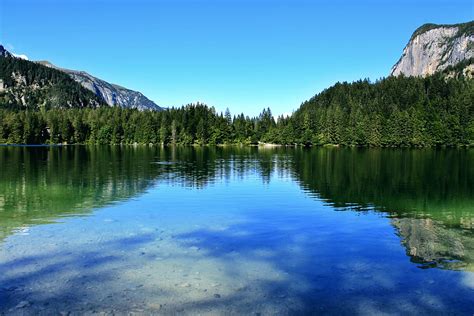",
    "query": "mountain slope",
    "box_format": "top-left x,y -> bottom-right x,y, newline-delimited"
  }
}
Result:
284,22 -> 474,147
0,53 -> 102,109
0,45 -> 12,58
0,45 -> 162,110
391,21 -> 473,77
38,61 -> 162,111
